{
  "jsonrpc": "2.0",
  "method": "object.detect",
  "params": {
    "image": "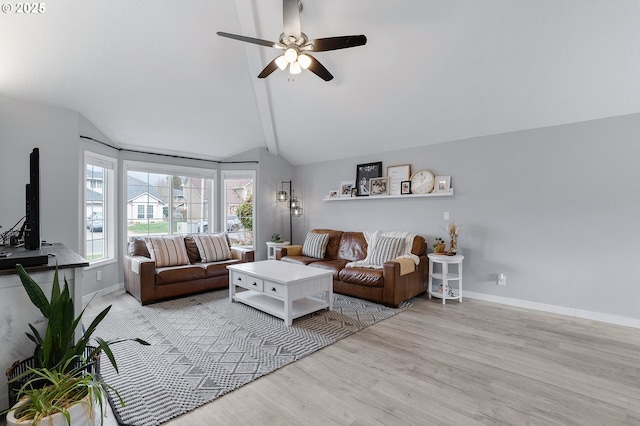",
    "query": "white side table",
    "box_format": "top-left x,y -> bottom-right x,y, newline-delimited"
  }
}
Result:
266,241 -> 290,260
427,253 -> 464,304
